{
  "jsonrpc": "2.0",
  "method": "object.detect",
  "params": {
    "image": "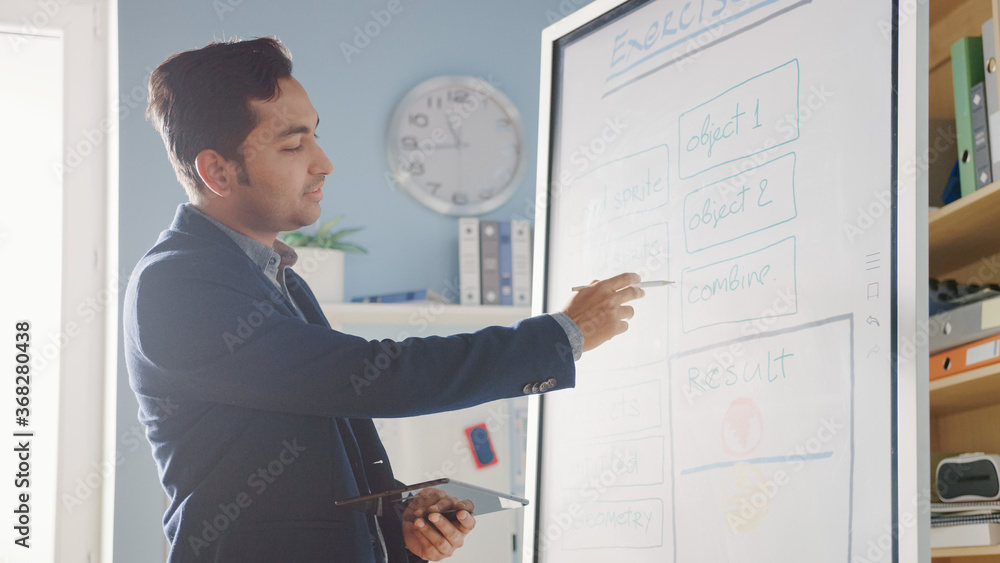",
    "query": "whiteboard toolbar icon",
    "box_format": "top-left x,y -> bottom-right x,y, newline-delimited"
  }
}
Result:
867,282 -> 880,300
